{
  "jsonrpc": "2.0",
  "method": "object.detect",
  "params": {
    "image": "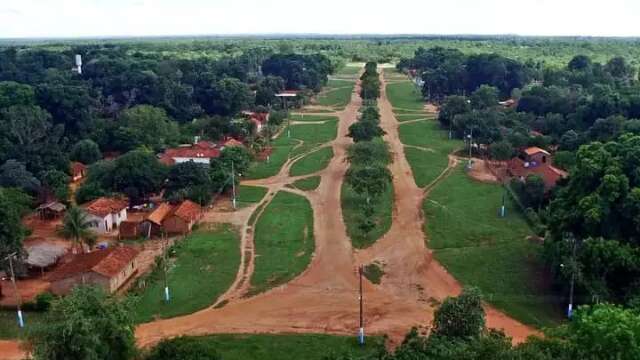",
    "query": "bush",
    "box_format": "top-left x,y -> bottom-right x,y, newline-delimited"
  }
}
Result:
146,336 -> 221,360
